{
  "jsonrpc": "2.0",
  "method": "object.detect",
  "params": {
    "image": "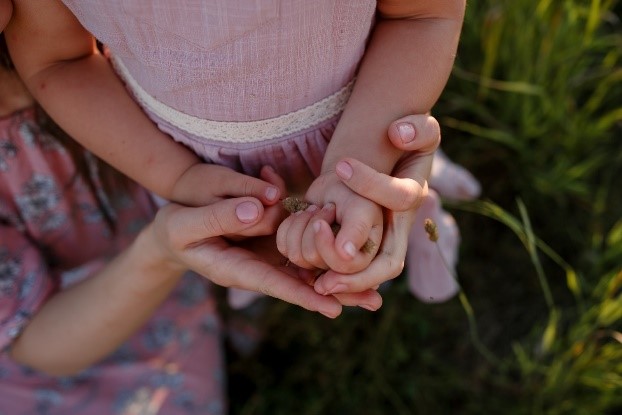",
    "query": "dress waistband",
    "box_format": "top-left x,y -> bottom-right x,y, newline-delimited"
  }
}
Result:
112,56 -> 353,144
